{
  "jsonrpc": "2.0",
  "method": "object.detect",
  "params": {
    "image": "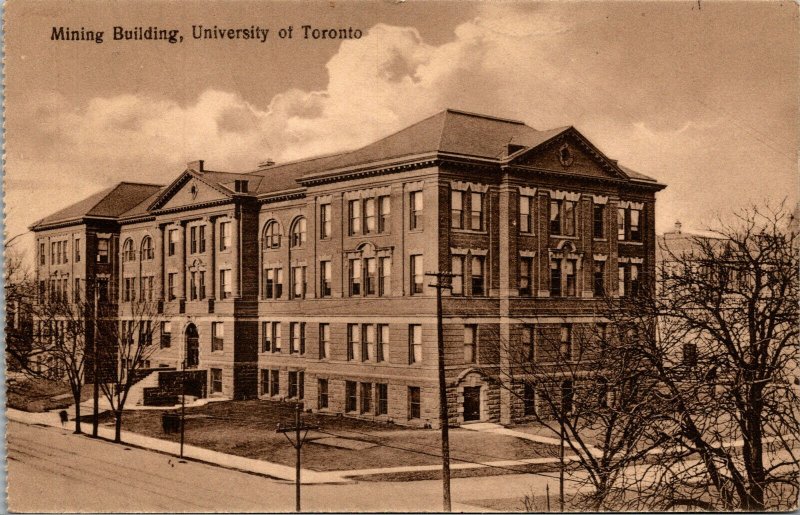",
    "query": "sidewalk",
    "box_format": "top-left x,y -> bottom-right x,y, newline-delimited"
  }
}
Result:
7,408 -> 349,484
461,422 -> 603,457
